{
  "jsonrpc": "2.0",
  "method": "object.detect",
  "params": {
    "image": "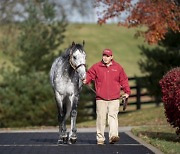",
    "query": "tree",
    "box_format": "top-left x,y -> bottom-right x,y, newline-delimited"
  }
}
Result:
95,0 -> 180,44
0,0 -> 93,24
138,30 -> 180,104
16,1 -> 67,73
0,0 -> 66,59
0,0 -> 94,57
